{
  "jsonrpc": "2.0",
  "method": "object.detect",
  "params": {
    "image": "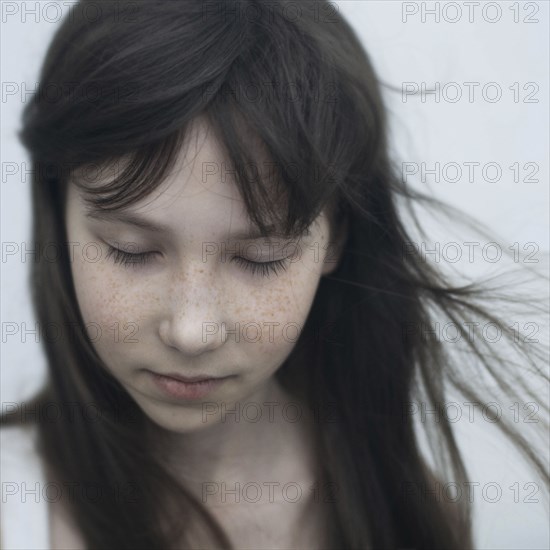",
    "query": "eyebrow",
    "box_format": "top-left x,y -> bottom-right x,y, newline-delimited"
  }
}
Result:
85,209 -> 172,234
84,209 -> 310,240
